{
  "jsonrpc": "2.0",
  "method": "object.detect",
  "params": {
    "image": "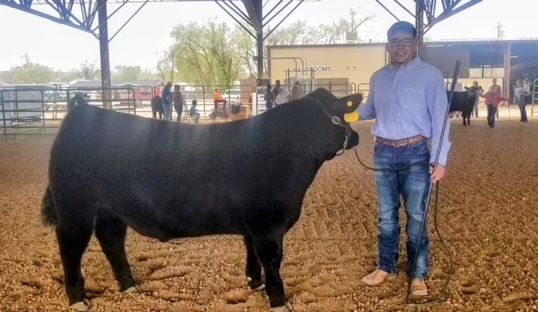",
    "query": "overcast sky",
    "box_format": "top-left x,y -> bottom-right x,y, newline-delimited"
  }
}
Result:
0,0 -> 535,72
